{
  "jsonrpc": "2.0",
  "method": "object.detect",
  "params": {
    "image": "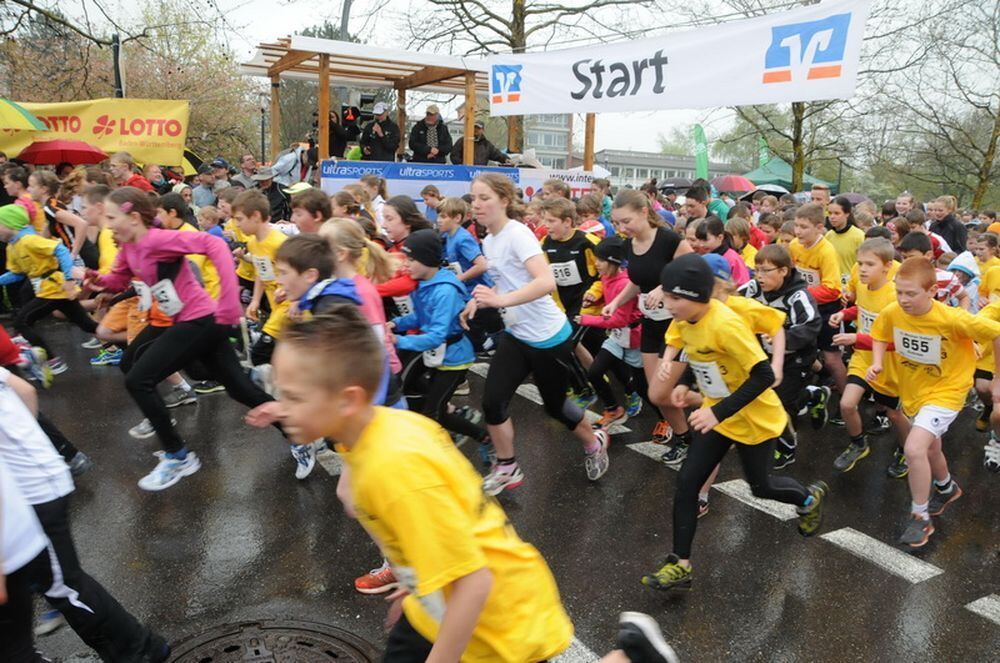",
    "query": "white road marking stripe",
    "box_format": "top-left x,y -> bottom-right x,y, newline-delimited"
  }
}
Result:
316,450 -> 343,477
966,595 -> 1000,625
627,441 -> 674,469
820,527 -> 944,584
554,637 -> 600,662
712,479 -> 798,521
